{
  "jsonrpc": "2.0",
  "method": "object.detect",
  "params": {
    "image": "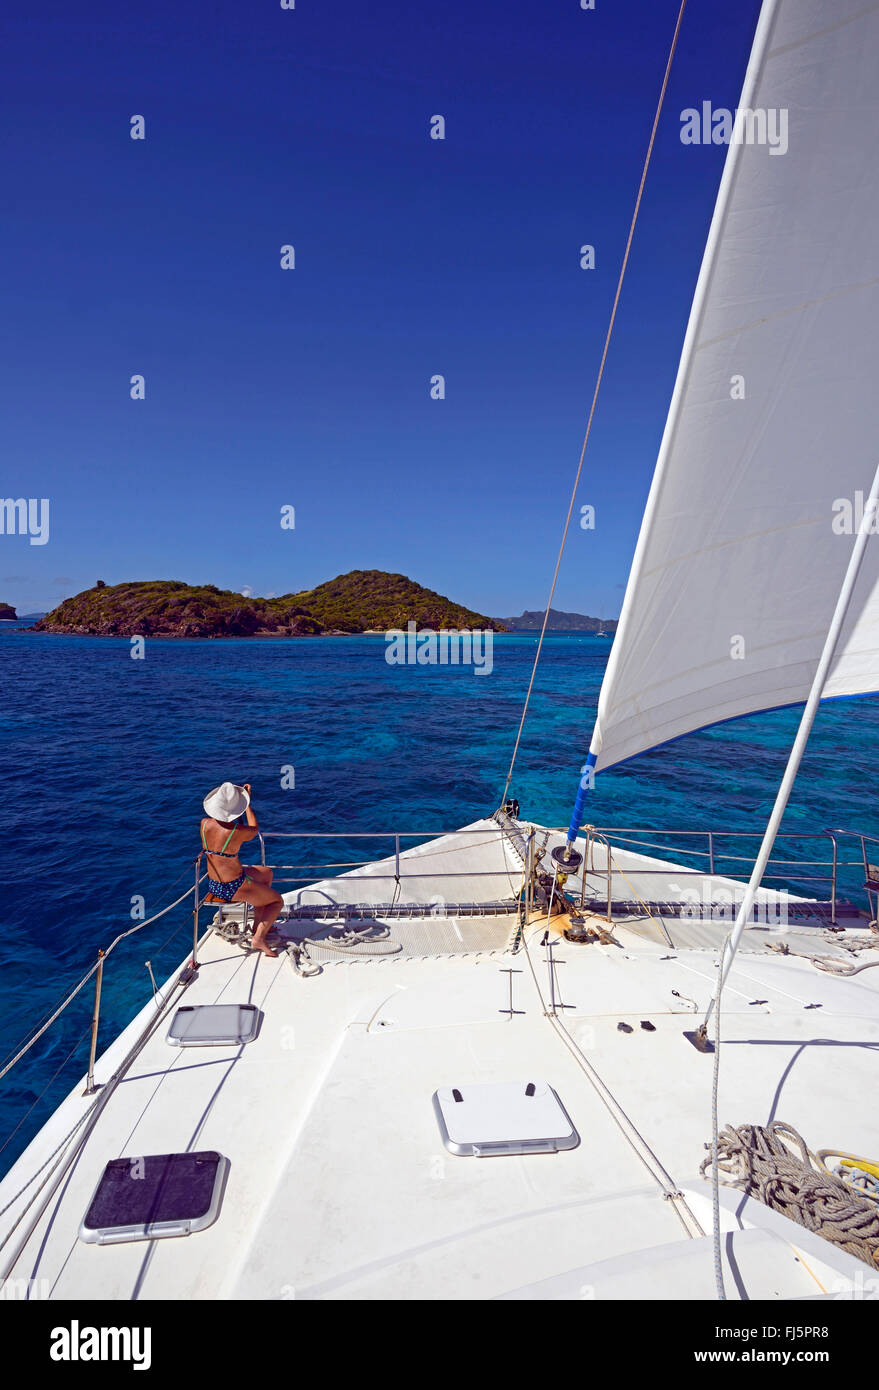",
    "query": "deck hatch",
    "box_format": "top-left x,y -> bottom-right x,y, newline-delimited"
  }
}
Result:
166,1003 -> 260,1047
79,1151 -> 229,1244
433,1081 -> 579,1157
